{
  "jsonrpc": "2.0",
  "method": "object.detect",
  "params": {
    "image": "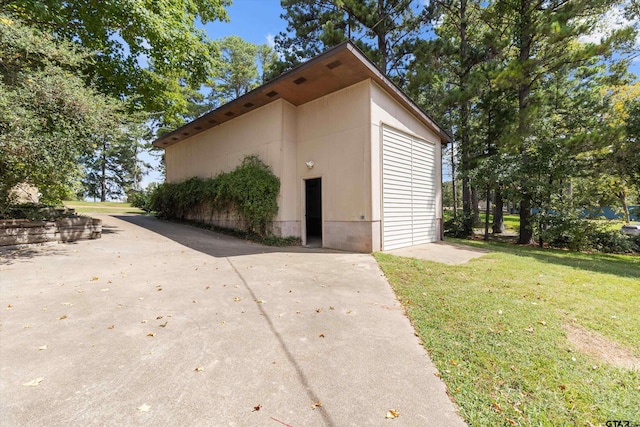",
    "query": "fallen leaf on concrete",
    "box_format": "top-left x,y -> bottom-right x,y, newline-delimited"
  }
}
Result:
23,377 -> 43,386
91,277 -> 99,281
234,297 -> 241,302
346,310 -> 352,314
385,409 -> 400,419
107,325 -> 115,329
194,366 -> 204,372
205,286 -> 210,290
136,404 -> 150,412
59,315 -> 67,320
5,304 -> 12,309
252,404 -> 262,412
311,401 -> 323,409
157,288 -> 163,291
319,333 -> 325,338
156,316 -> 163,320
141,320 -> 148,323
255,299 -> 266,304
146,333 -> 155,337
38,344 -> 48,351
61,302 -> 73,306
159,322 -> 168,328
101,288 -> 110,292
329,306 -> 335,310
315,308 -> 322,313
